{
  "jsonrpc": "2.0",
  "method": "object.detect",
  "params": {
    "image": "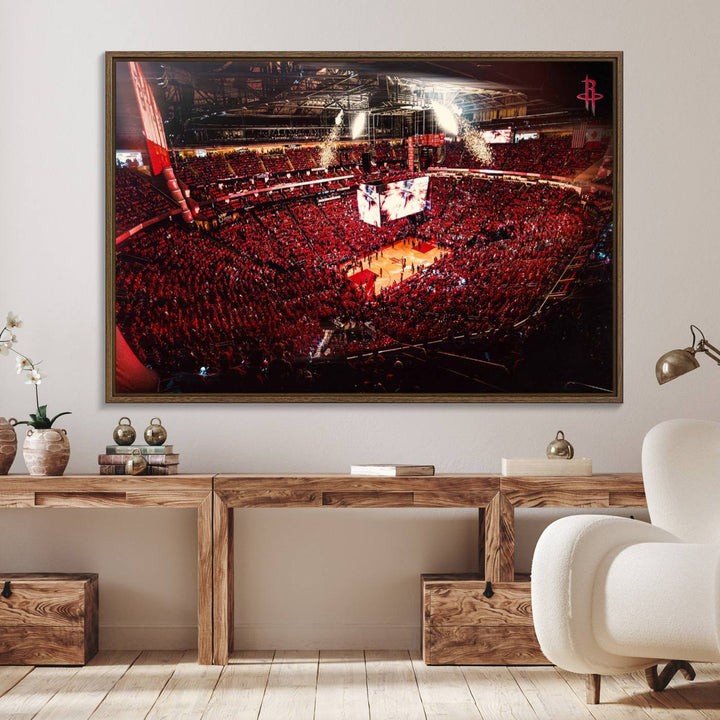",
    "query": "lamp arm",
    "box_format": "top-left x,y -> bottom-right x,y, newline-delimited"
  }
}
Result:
698,339 -> 720,365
